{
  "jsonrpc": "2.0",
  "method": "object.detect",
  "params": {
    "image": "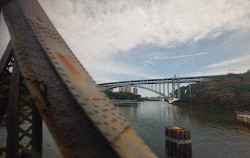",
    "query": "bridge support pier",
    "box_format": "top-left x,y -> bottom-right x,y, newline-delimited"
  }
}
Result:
159,84 -> 161,93
163,83 -> 165,95
189,81 -> 192,97
167,83 -> 169,97
177,80 -> 181,99
172,80 -> 175,98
